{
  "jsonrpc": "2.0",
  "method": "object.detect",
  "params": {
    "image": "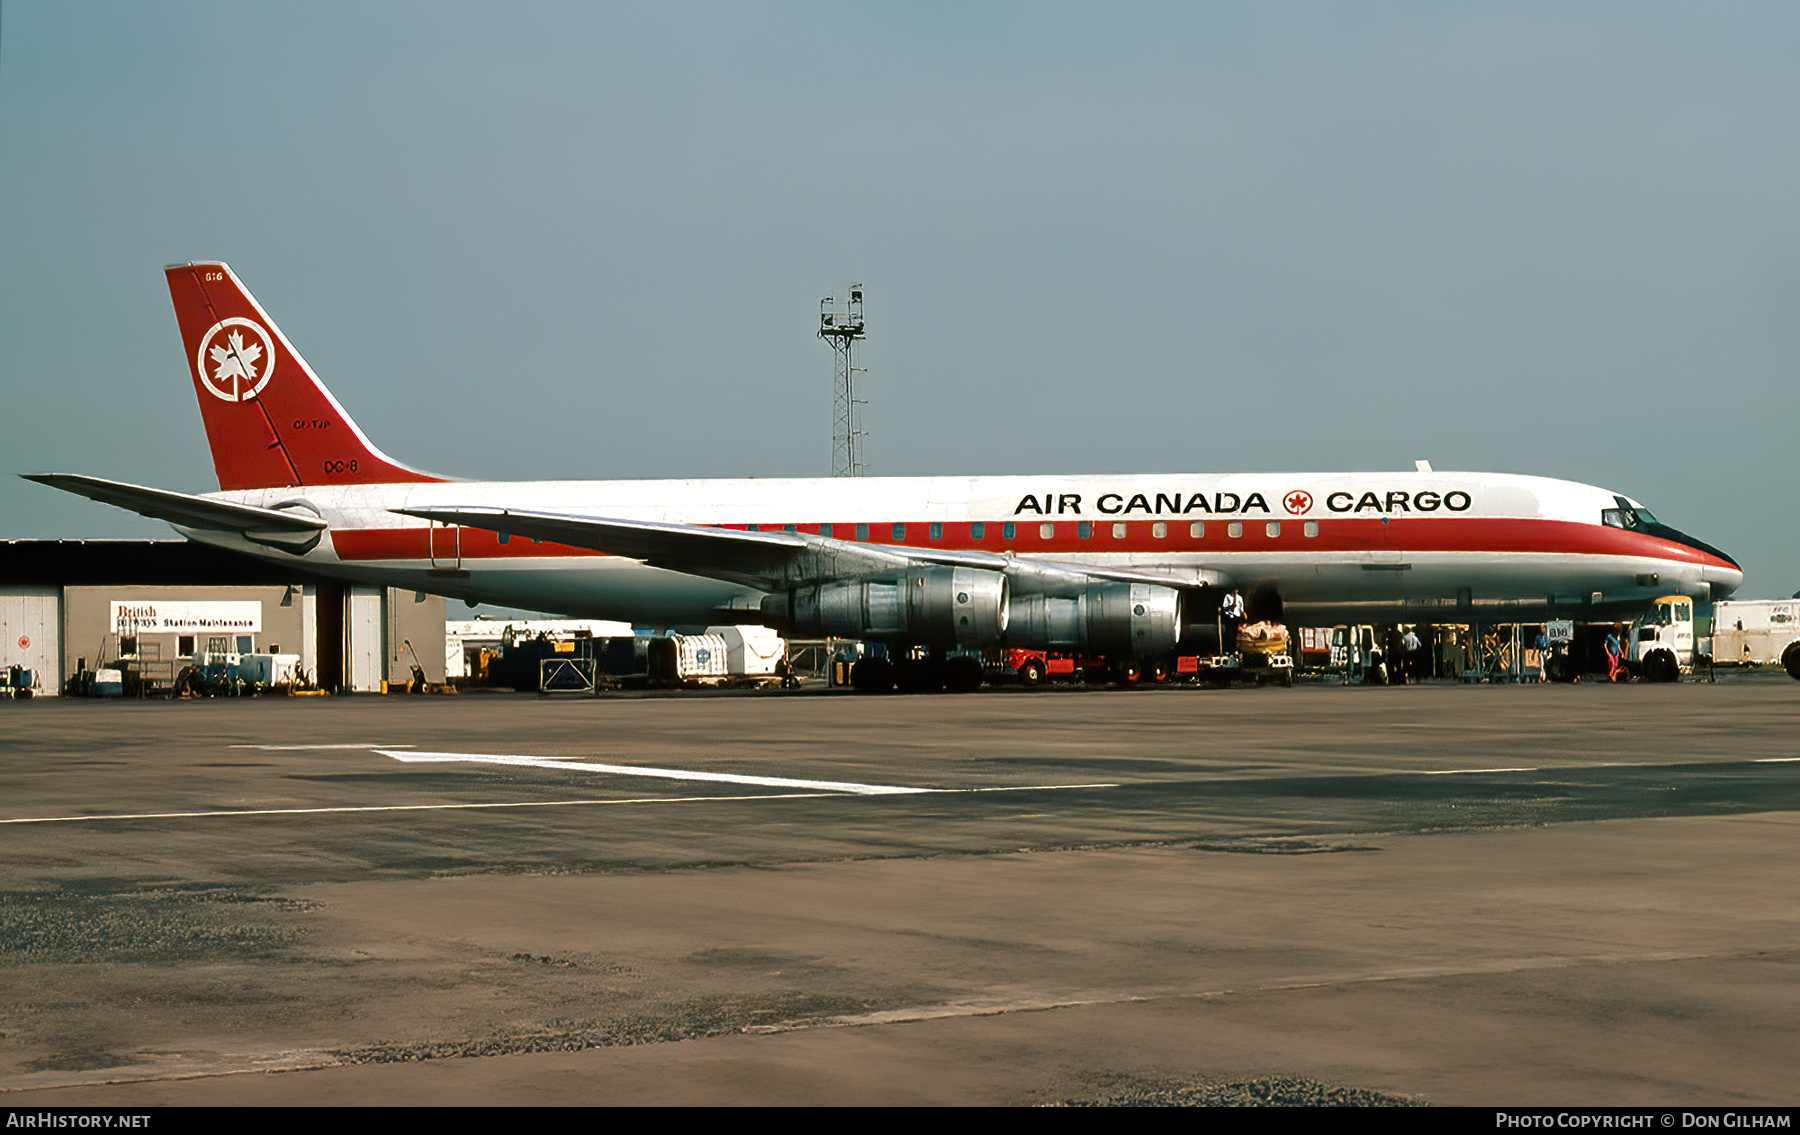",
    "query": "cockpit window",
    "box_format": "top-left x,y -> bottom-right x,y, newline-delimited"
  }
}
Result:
1602,506 -> 1659,530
